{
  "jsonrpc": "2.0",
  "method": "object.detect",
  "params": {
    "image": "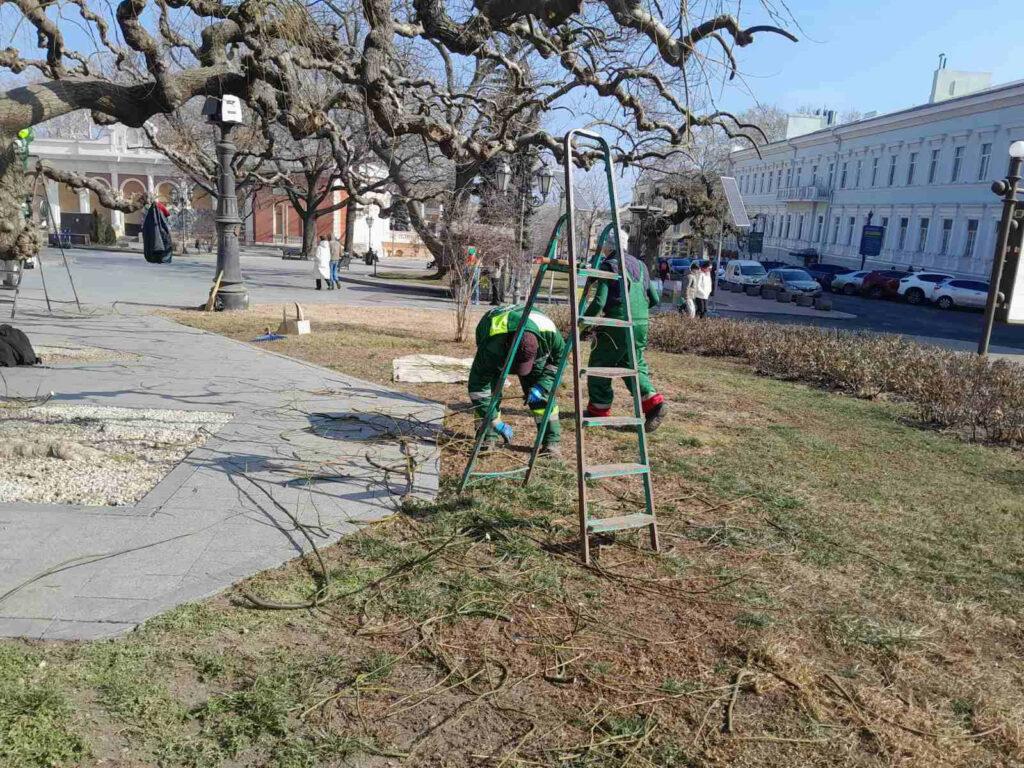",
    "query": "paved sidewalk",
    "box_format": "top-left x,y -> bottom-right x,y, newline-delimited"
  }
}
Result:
0,310 -> 441,640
